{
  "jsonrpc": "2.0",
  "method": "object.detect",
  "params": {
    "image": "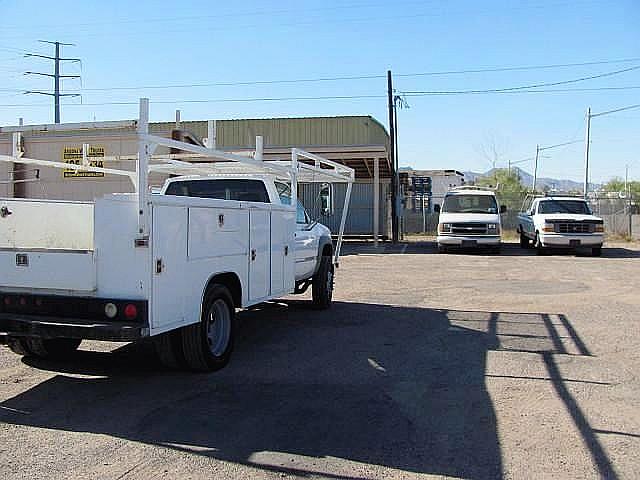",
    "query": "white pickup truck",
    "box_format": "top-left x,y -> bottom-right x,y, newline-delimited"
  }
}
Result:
517,195 -> 604,256
0,100 -> 354,371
